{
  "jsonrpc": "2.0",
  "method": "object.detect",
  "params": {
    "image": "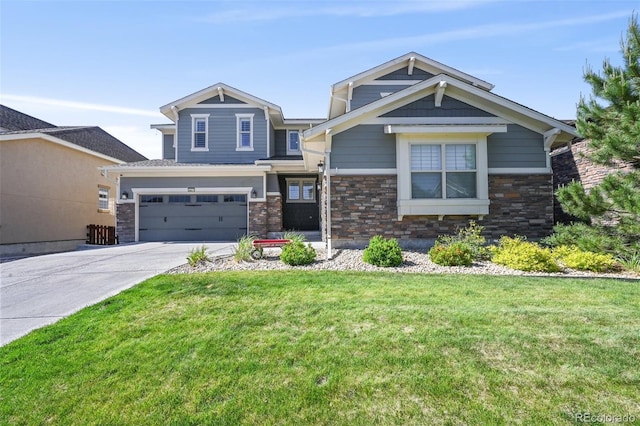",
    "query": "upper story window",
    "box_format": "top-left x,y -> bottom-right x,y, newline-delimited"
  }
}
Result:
191,114 -> 209,151
236,114 -> 254,151
411,144 -> 477,199
287,130 -> 301,155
